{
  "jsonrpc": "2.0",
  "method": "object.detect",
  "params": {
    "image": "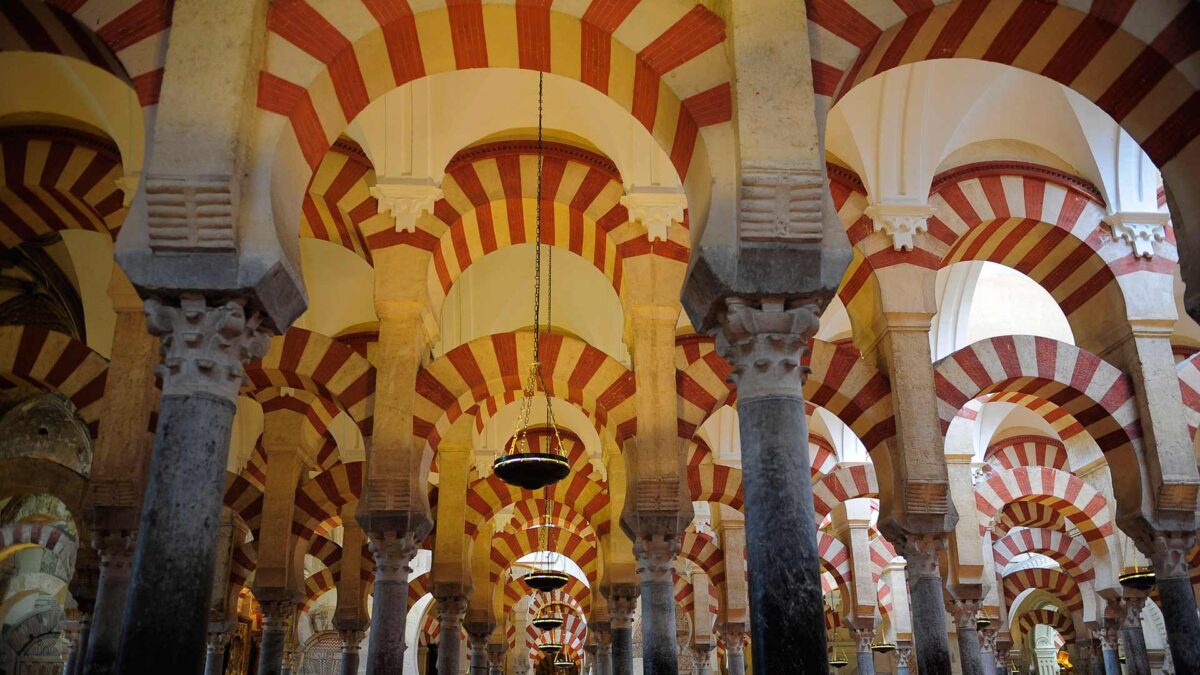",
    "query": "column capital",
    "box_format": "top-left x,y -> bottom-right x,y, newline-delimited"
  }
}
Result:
850,627 -> 876,653
719,623 -> 749,656
435,591 -> 469,631
632,530 -> 681,585
947,597 -> 983,631
605,584 -> 640,630
864,202 -> 934,252
144,294 -> 271,401
1119,595 -> 1147,629
1098,620 -> 1121,649
714,297 -> 820,400
895,646 -> 913,667
206,629 -> 232,655
465,620 -> 496,646
338,628 -> 367,654
1146,529 -> 1196,580
258,597 -> 296,632
620,186 -> 687,242
370,178 -> 443,233
1106,211 -> 1169,258
487,642 -> 506,666
367,531 -> 420,583
978,628 -> 998,655
901,532 -> 947,579
592,622 -> 612,647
